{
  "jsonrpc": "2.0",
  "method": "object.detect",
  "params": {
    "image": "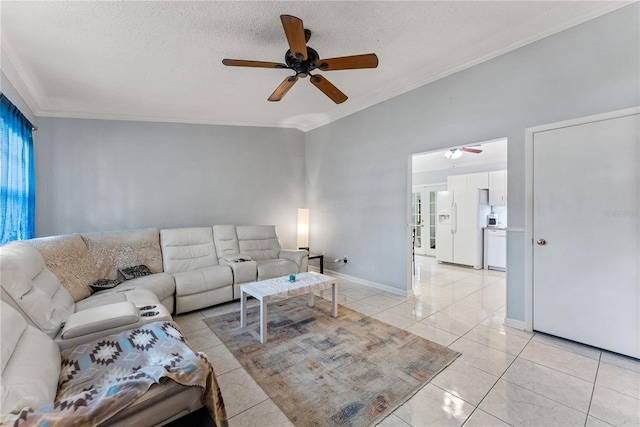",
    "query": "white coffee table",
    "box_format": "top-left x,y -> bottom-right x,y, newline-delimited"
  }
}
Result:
240,272 -> 338,343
